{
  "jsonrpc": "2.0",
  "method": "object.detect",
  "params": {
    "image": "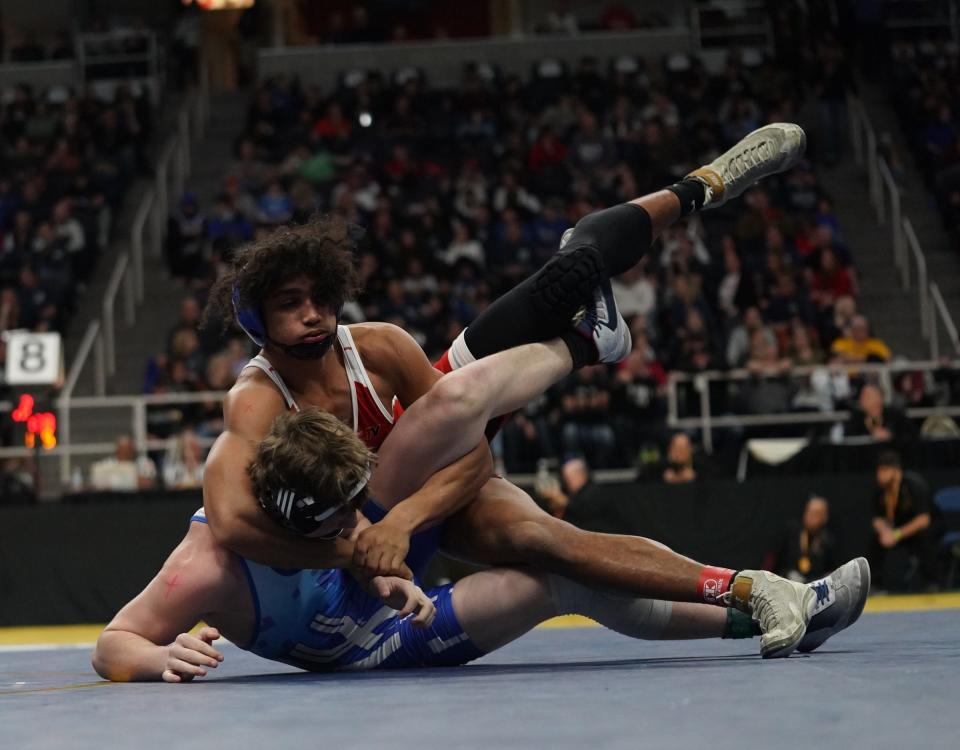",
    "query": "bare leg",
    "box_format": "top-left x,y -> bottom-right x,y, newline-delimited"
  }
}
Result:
451,567 -> 728,654
629,190 -> 682,238
372,340 -> 572,502
443,478 -> 708,603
